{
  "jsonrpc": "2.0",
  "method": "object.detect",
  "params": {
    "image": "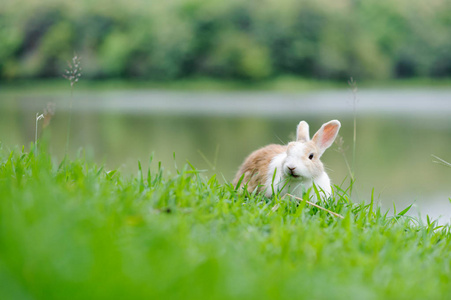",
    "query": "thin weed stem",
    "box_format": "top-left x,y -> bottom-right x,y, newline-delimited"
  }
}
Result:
35,113 -> 44,153
284,194 -> 344,219
432,155 -> 451,168
63,54 -> 82,156
335,135 -> 354,182
348,77 -> 358,179
66,87 -> 73,155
